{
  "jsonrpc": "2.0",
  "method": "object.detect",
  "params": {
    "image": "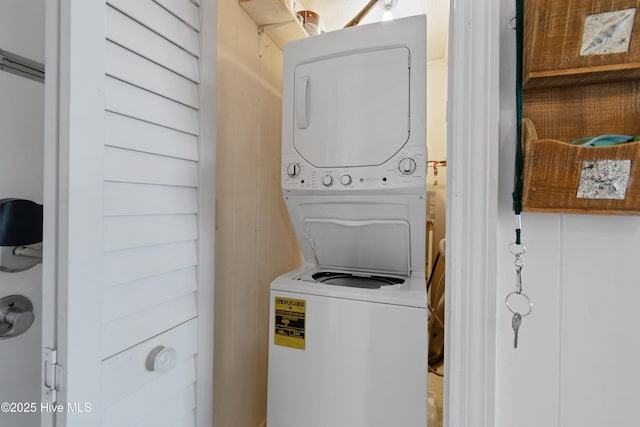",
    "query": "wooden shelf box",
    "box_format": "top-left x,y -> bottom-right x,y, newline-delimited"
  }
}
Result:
521,119 -> 640,215
521,0 -> 640,215
524,0 -> 640,88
